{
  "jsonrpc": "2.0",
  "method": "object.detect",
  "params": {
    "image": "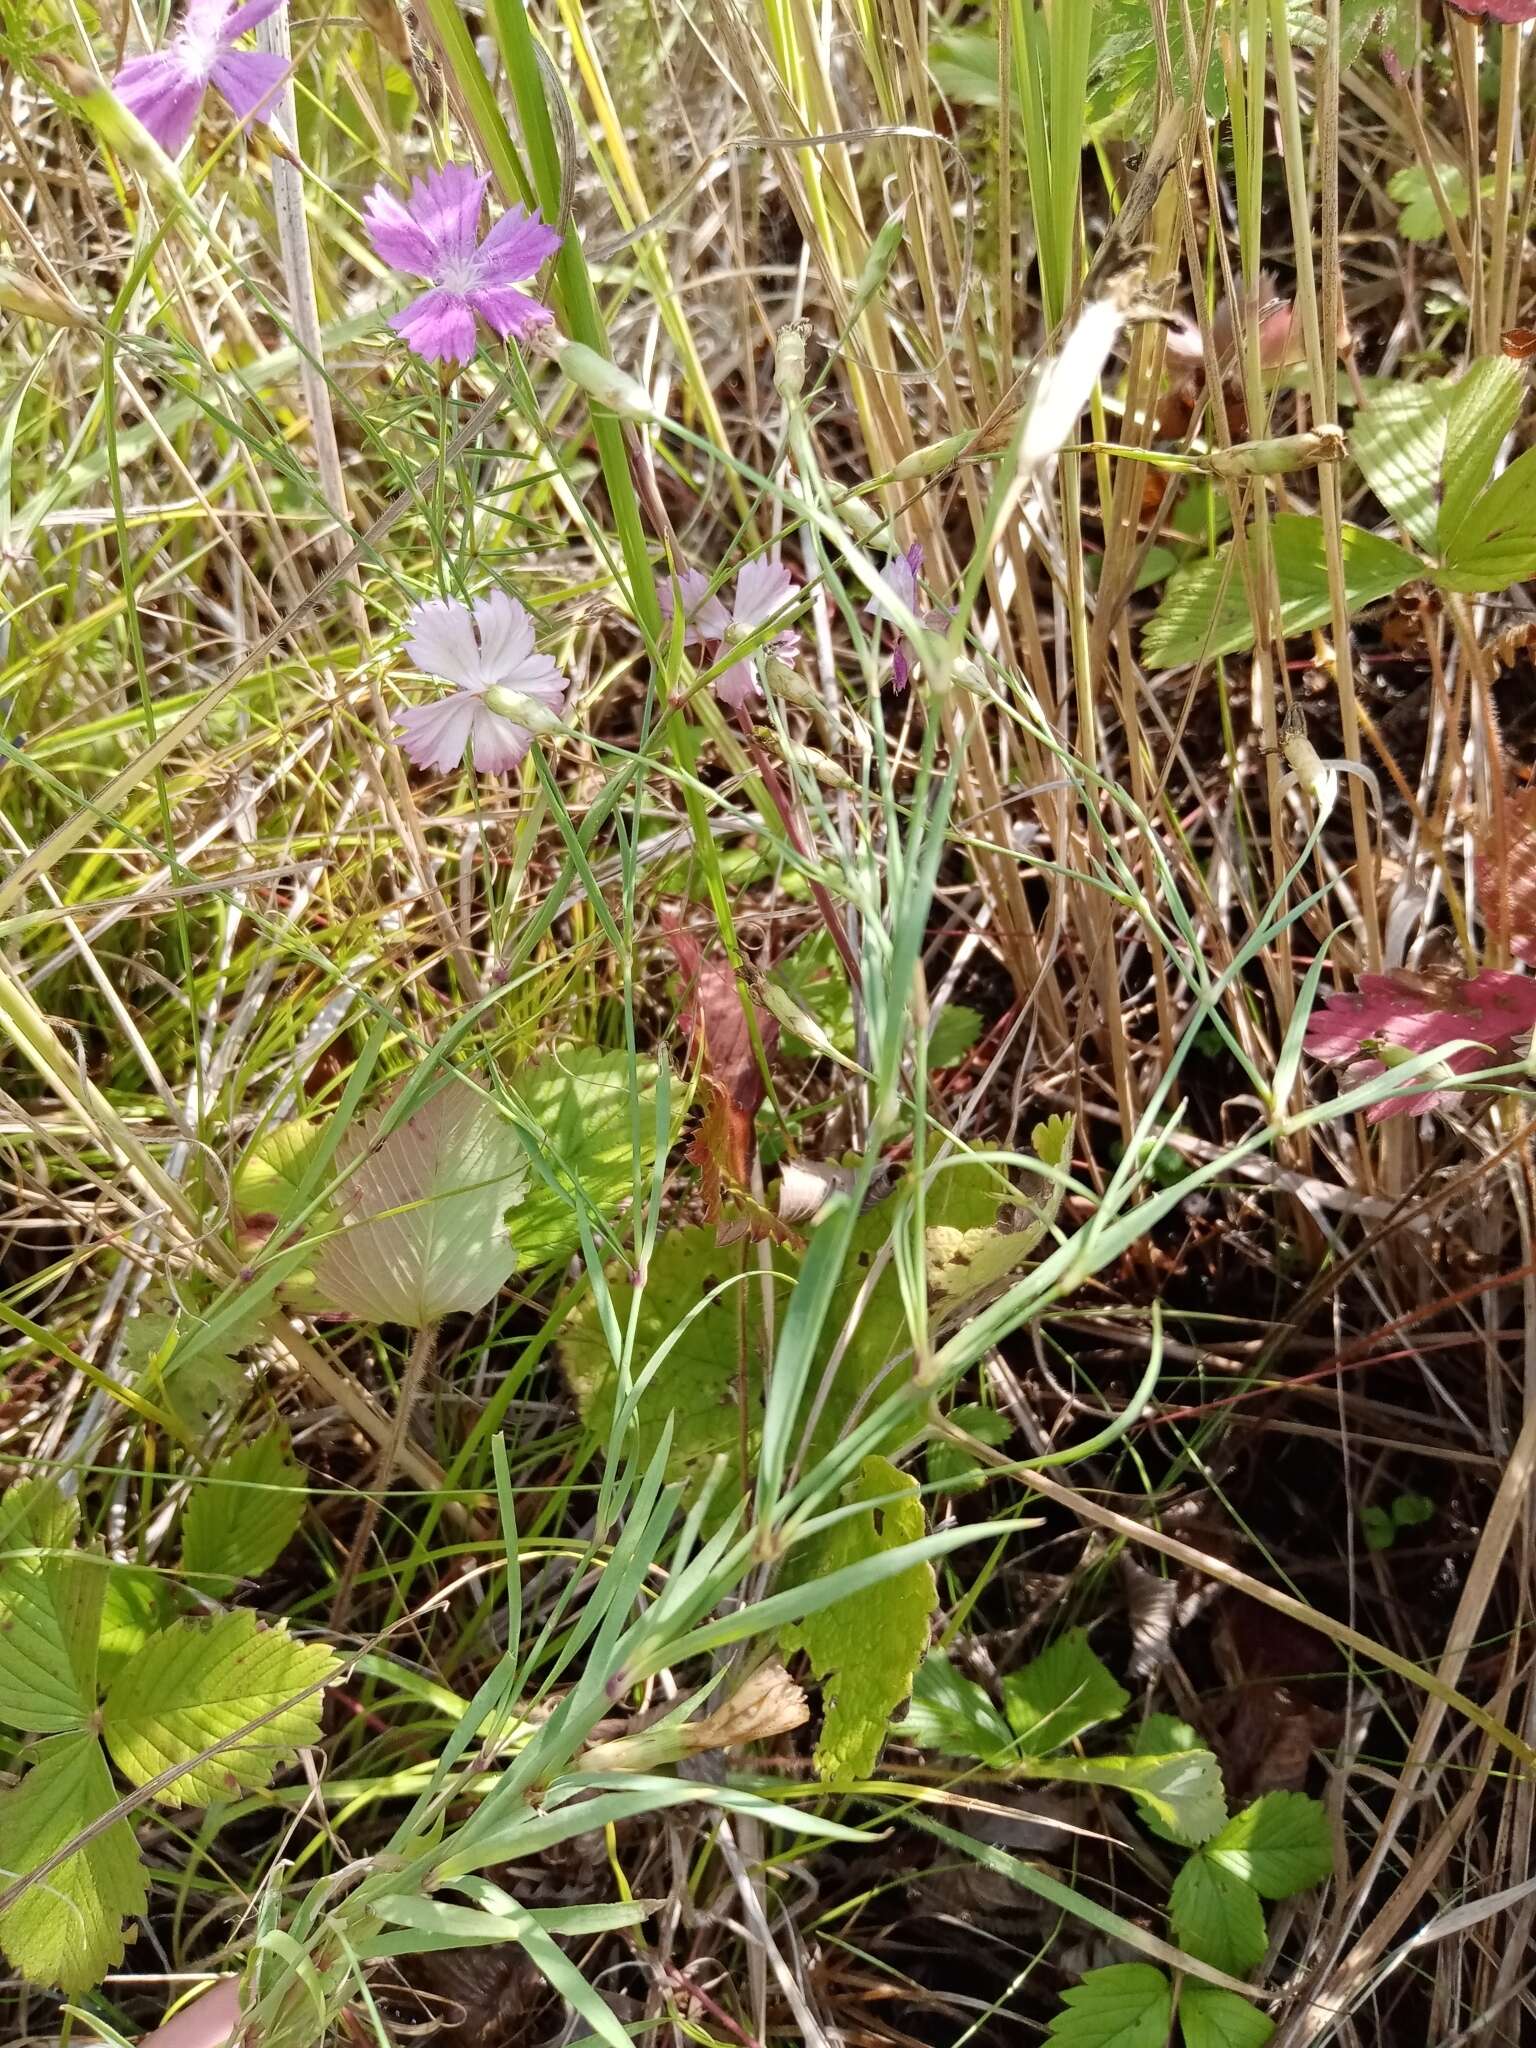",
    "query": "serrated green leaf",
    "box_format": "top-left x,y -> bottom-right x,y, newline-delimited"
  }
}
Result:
1352,379 -> 1449,549
932,30 -> 1002,110
102,1609 -> 337,1806
97,1566 -> 173,1684
1047,1748 -> 1228,1846
181,1435 -> 306,1592
0,1487 -> 103,1732
1133,1713 -> 1203,1757
1131,1715 -> 1221,1843
1170,1853 -> 1269,1975
560,1167 -> 1004,1500
926,1402 -> 1011,1493
902,1649 -> 1014,1765
1439,443 -> 1536,593
123,1310 -> 250,1430
313,1081 -> 529,1327
1046,1963 -> 1172,2048
0,1481 -> 77,1557
1205,1792 -> 1334,1900
925,1005 -> 982,1069
1143,517 -> 1420,667
0,1732 -> 148,1994
1002,1629 -> 1129,1755
1087,0 -> 1226,138
1387,163 -> 1472,242
1032,1113 -> 1074,1169
781,1457 -> 934,1780
511,1048 -> 674,1267
1180,1983 -> 1276,2048
1440,356 -> 1525,553
231,1115 -> 328,1220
